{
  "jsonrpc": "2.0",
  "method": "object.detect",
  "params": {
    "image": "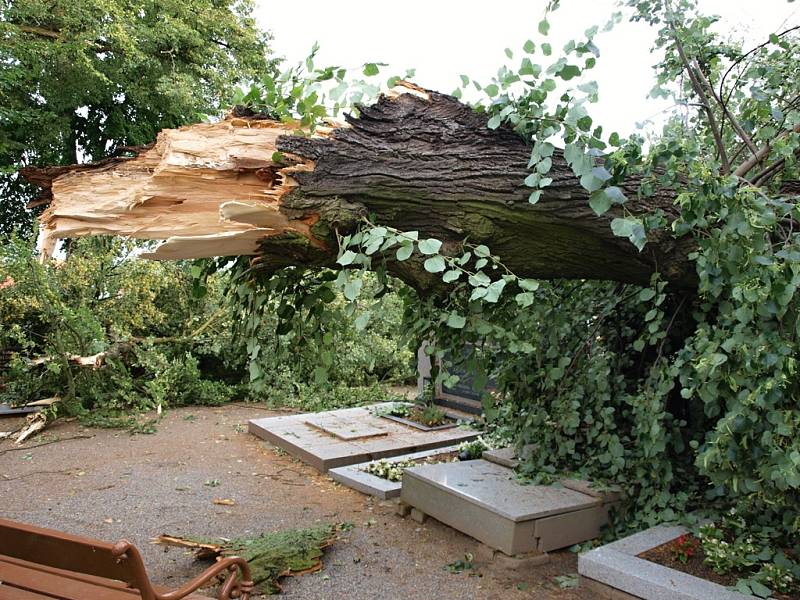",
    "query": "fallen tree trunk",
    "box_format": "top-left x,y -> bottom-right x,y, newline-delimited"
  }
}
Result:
29,83 -> 696,290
